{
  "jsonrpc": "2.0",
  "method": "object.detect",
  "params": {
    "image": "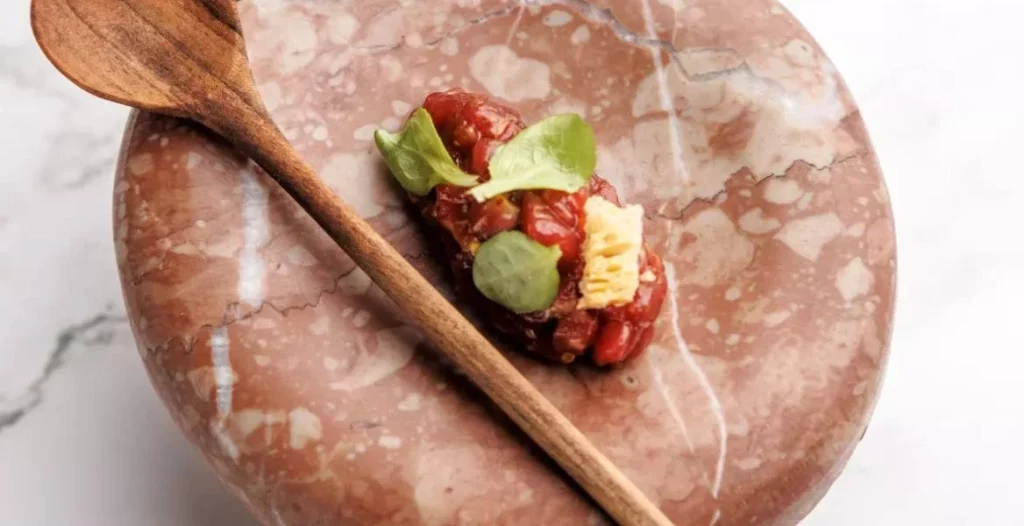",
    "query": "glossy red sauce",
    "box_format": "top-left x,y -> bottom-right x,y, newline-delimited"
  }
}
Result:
411,89 -> 667,365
